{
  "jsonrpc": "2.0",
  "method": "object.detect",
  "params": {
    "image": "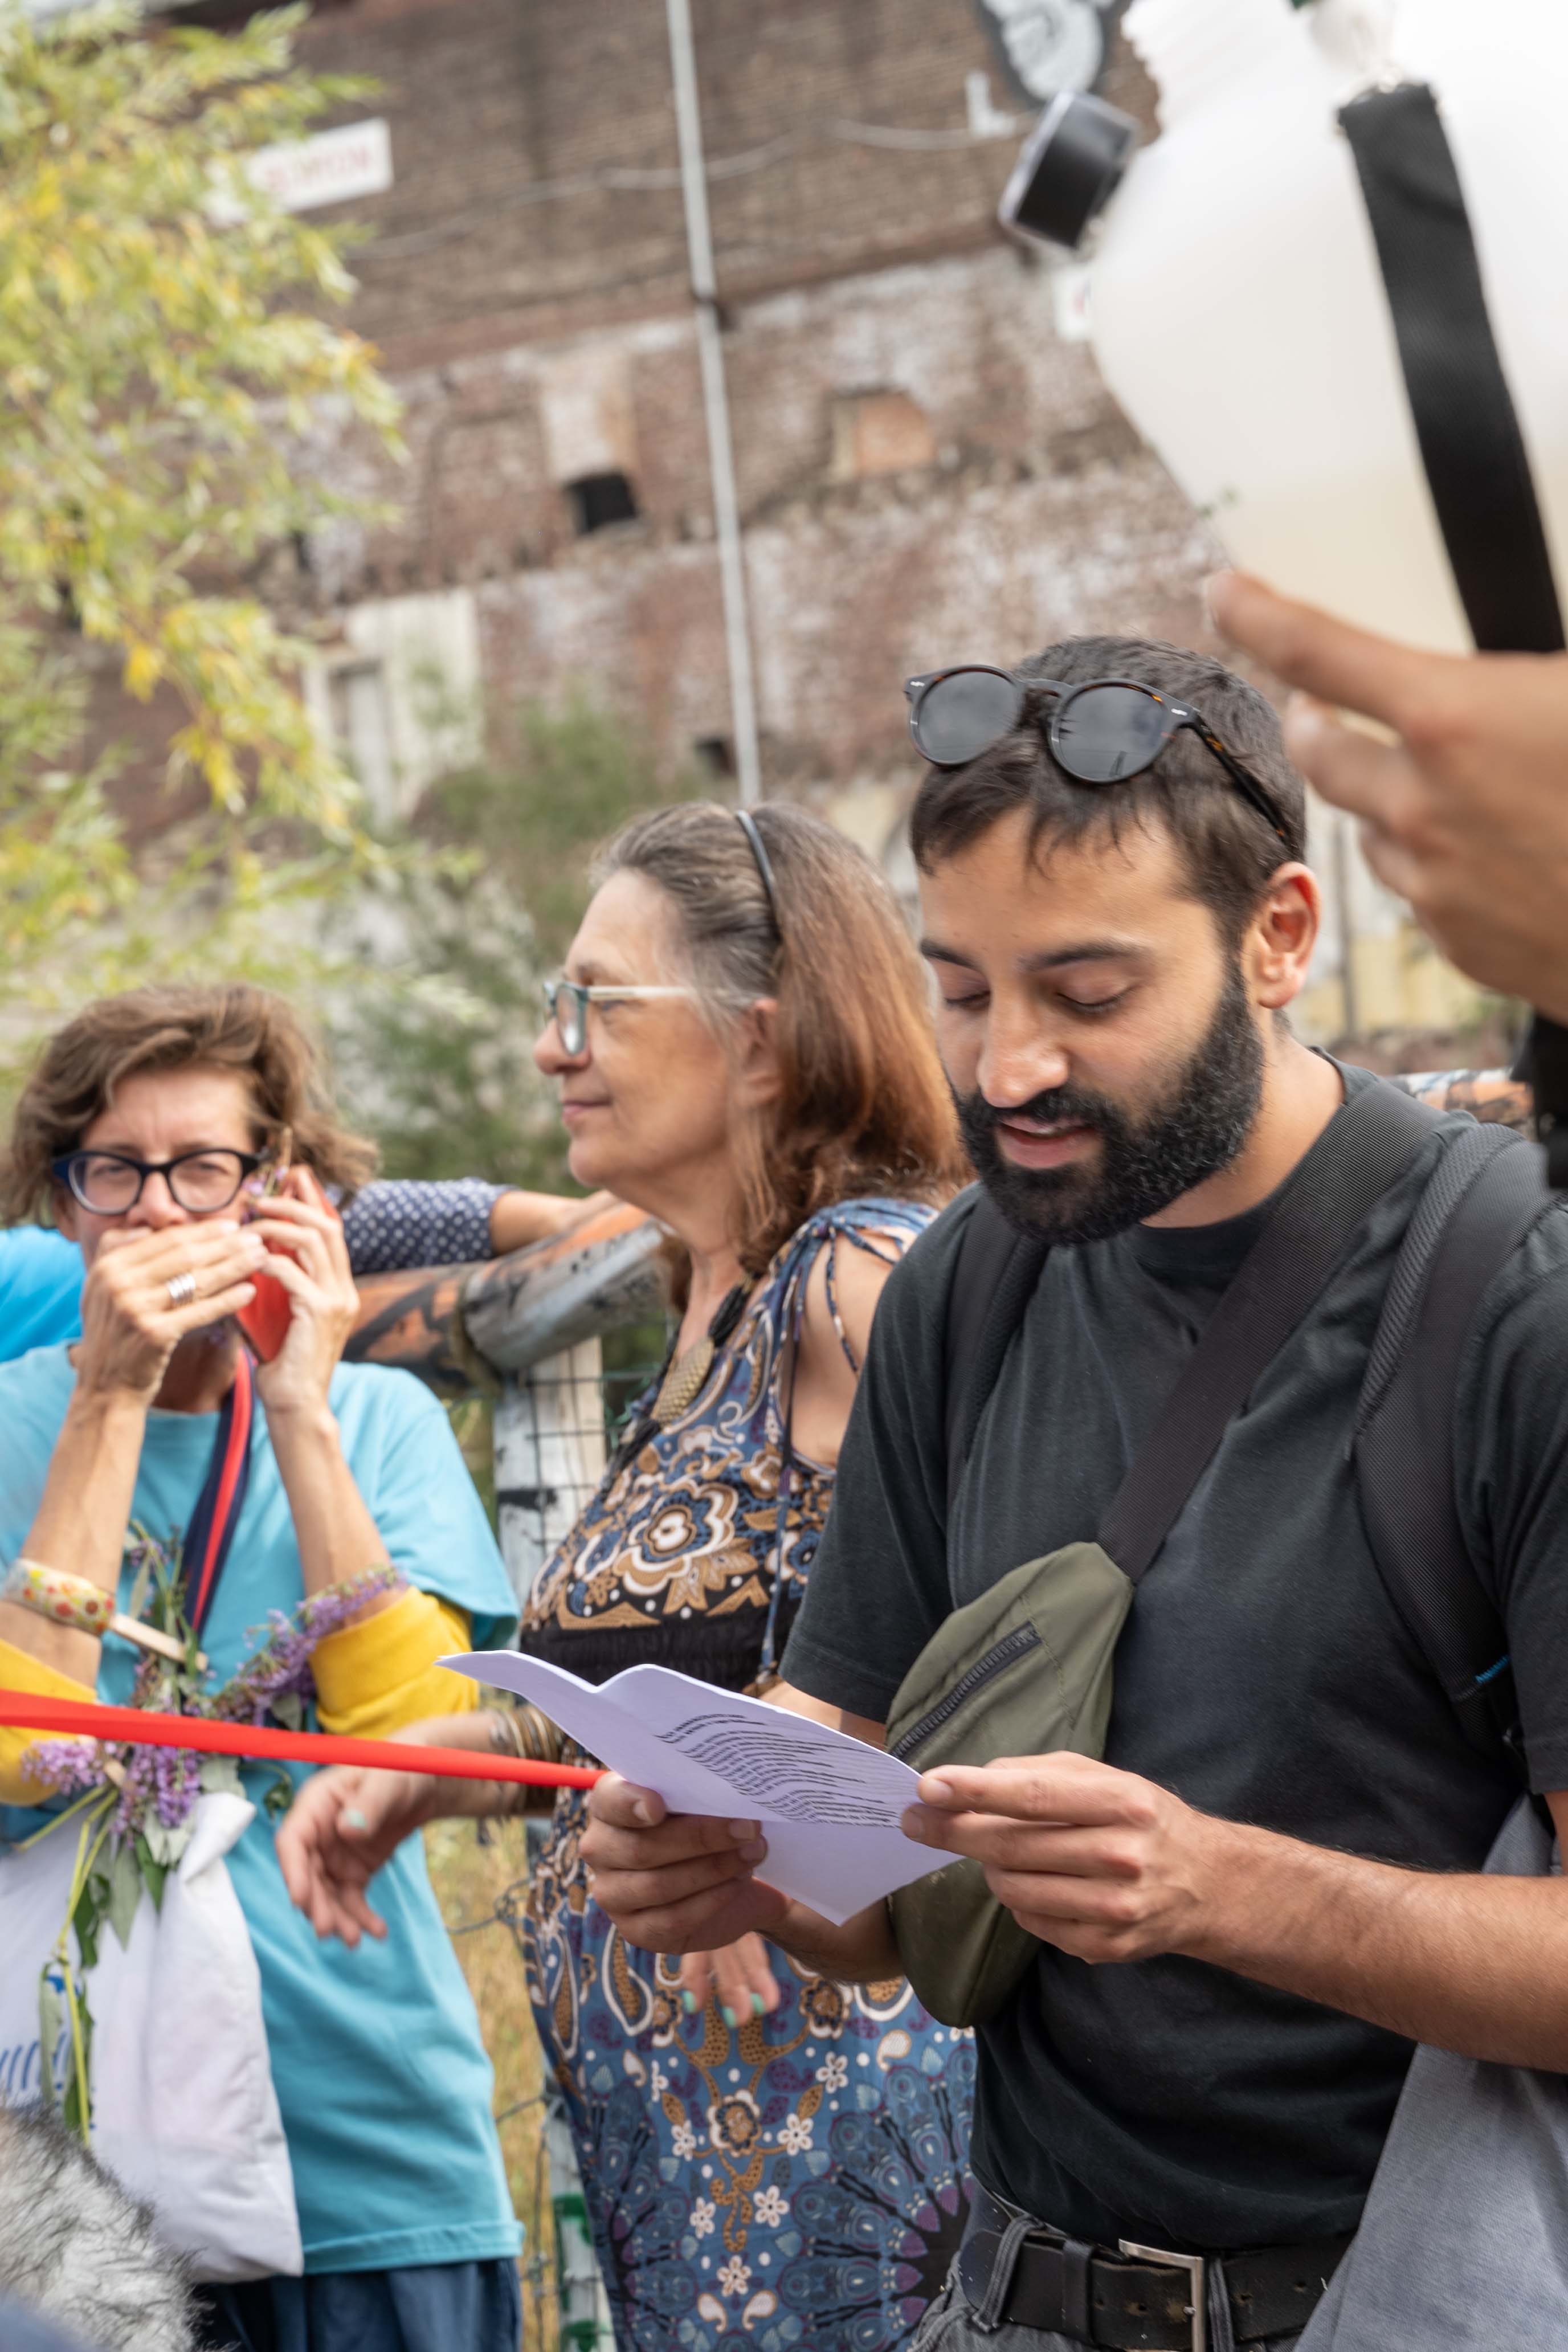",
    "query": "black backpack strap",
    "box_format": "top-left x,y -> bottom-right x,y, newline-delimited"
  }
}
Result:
1338,79 -> 1568,1187
1099,1081 -> 1436,1580
944,1083 -> 1437,1563
1354,1122 -> 1555,1774
943,1189 -> 1048,1510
